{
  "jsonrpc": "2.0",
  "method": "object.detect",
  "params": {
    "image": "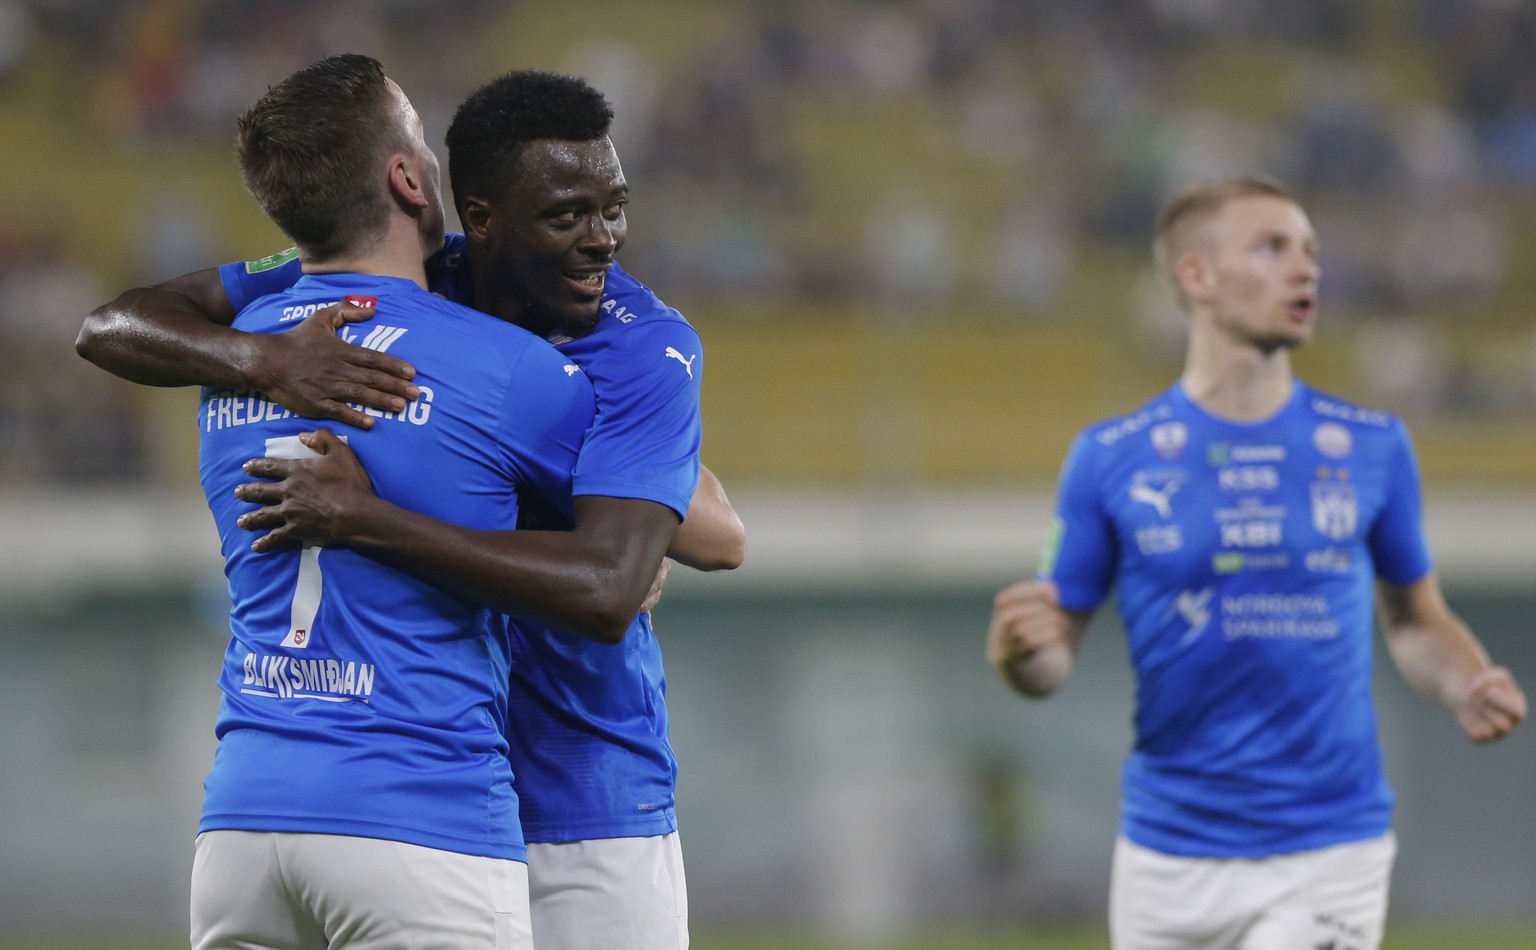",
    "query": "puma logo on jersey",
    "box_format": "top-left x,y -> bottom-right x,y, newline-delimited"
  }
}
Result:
664,346 -> 696,378
563,364 -> 580,377
1130,478 -> 1181,518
